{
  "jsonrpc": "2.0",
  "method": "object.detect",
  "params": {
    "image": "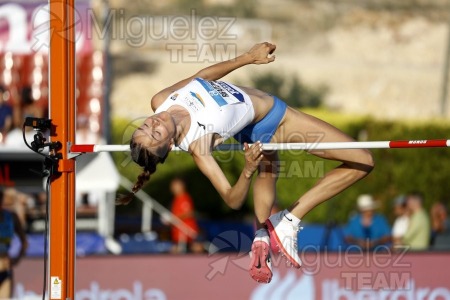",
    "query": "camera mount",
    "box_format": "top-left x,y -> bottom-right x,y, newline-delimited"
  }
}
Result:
23,117 -> 63,177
